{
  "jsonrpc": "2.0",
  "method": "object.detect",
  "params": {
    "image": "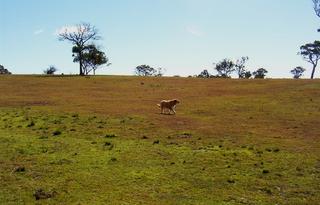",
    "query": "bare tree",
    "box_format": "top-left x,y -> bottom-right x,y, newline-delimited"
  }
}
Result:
155,67 -> 166,77
235,56 -> 249,78
58,23 -> 101,75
